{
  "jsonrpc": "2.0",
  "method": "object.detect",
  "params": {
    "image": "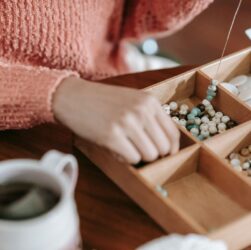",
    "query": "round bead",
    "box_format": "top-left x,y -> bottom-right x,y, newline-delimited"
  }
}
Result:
201,130 -> 210,137
221,116 -> 230,123
209,126 -> 217,134
180,104 -> 189,111
172,117 -> 179,123
242,162 -> 250,170
234,166 -> 242,172
201,116 -> 210,124
226,120 -> 237,129
218,123 -> 226,130
187,124 -> 198,130
208,121 -> 216,127
202,99 -> 211,107
229,153 -> 239,160
179,119 -> 187,127
190,127 -> 199,136
208,85 -> 217,92
240,148 -> 249,156
211,79 -> 219,86
187,113 -> 196,120
200,123 -> 209,131
207,89 -> 216,97
208,110 -> 216,117
212,117 -> 221,124
169,101 -> 178,111
191,107 -> 201,116
197,104 -> 205,112
205,104 -> 214,111
194,117 -> 201,125
197,135 -> 205,141
206,95 -> 214,101
179,109 -> 188,115
215,112 -> 223,119
230,159 -> 241,167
